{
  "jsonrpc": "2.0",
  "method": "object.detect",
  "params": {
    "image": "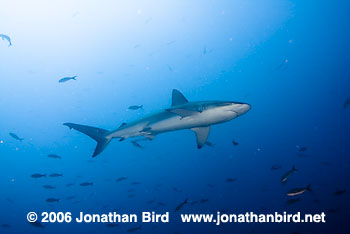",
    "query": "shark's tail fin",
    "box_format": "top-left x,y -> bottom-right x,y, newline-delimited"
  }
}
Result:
63,123 -> 112,157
